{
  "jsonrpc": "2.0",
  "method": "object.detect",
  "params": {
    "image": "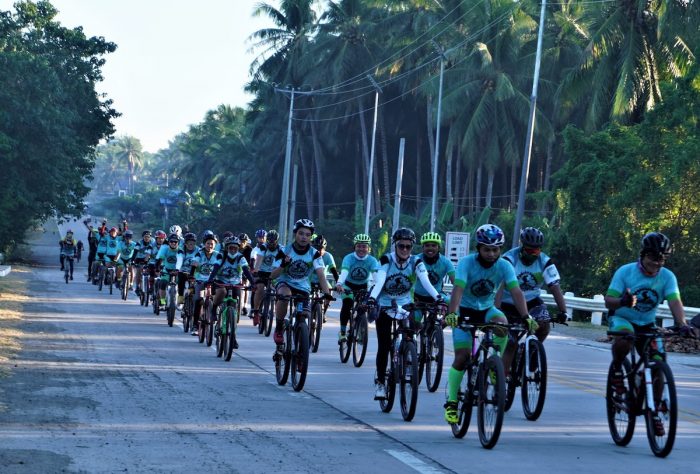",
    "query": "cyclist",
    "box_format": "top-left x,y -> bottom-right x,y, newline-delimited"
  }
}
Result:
169,224 -> 184,249
101,227 -> 123,284
177,232 -> 199,305
414,232 -> 455,326
604,232 -> 696,435
366,228 -> 444,400
91,220 -> 110,282
155,233 -> 184,308
84,219 -> 102,282
208,236 -> 255,341
442,224 -> 533,424
310,234 -> 339,321
59,230 -> 77,280
133,230 -> 155,296
334,233 -> 379,343
115,230 -> 136,289
238,233 -> 253,316
269,219 -> 333,345
76,240 -> 84,263
251,229 -> 285,326
190,232 -> 223,334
